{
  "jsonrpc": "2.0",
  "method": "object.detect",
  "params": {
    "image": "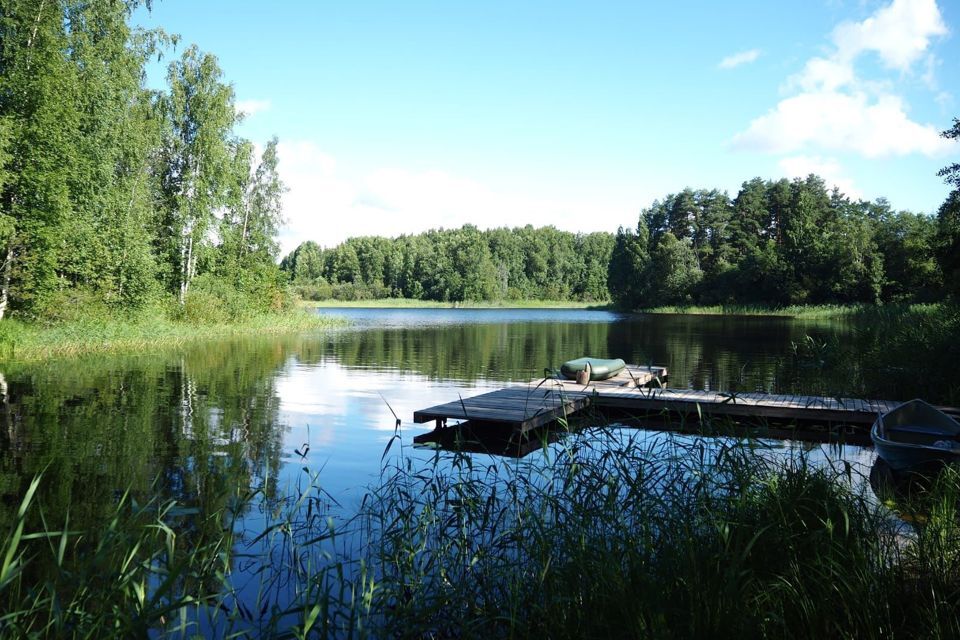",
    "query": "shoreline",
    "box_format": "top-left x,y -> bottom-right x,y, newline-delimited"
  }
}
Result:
303,298 -> 888,319
302,298 -> 611,309
0,310 -> 343,364
632,304 -> 868,318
